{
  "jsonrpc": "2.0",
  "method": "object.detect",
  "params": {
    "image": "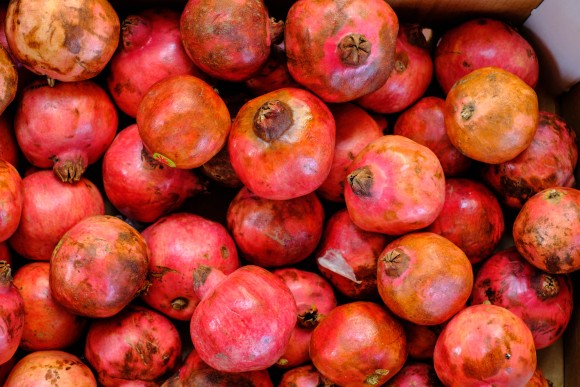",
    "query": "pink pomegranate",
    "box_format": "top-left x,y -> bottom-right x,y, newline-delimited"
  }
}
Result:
0,113 -> 20,168
344,135 -> 445,235
403,321 -> 442,360
0,261 -> 24,365
102,124 -> 206,223
393,96 -> 472,176
226,187 -> 324,267
14,79 -> 118,182
513,187 -> 580,274
8,170 -> 104,261
471,247 -> 573,349
228,87 -> 335,200
285,0 -> 399,102
310,301 -> 407,386
0,160 -> 22,243
357,24 -> 433,114
5,0 -> 119,82
425,178 -> 505,264
433,304 -> 537,386
190,265 -> 297,372
50,215 -> 150,318
85,306 -> 182,386
245,44 -> 301,95
435,18 -> 539,94
278,364 -> 330,387
141,212 -> 240,321
317,103 -> 384,202
315,208 -> 391,300
481,111 -> 578,208
0,46 -> 16,116
386,362 -> 443,386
